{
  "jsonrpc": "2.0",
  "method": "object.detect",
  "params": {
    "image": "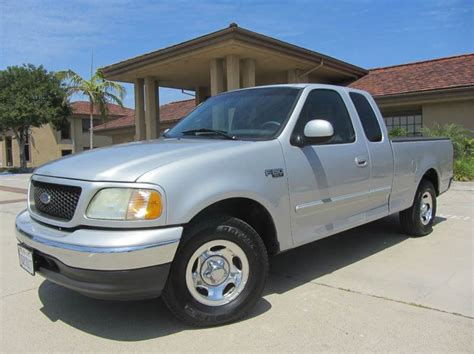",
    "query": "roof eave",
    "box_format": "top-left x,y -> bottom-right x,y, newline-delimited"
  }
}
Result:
374,85 -> 474,106
102,26 -> 367,80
